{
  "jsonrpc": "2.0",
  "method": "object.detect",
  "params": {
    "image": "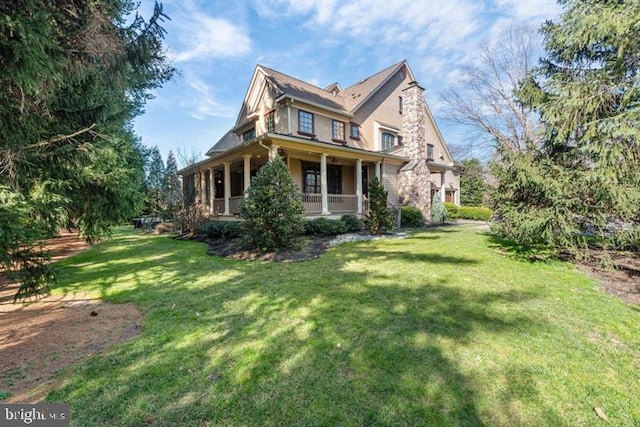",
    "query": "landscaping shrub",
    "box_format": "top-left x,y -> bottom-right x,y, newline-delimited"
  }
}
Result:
196,220 -> 241,239
457,206 -> 493,221
238,157 -> 305,251
305,217 -> 348,236
341,214 -> 365,232
400,206 -> 424,228
366,178 -> 394,234
444,202 -> 458,219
